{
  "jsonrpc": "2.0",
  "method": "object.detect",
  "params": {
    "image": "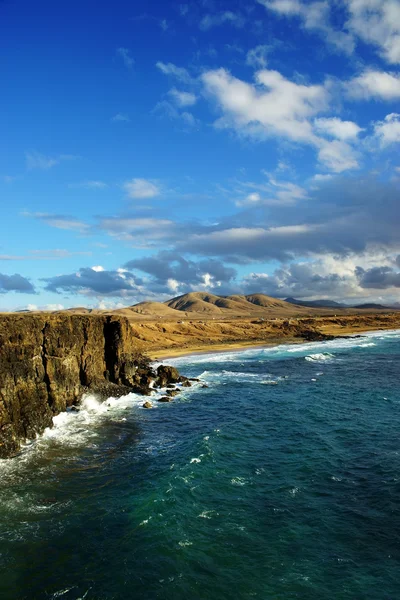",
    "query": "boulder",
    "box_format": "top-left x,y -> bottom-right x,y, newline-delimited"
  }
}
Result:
158,396 -> 173,403
182,380 -> 192,387
156,365 -> 181,387
143,401 -> 152,409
